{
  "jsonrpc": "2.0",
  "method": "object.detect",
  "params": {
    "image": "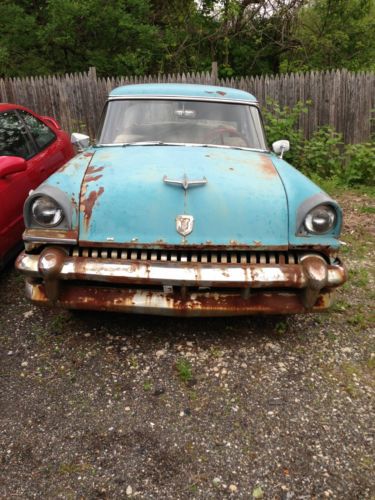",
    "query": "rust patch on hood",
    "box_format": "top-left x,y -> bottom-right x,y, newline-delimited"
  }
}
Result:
58,160 -> 82,173
71,196 -> 78,212
85,174 -> 103,183
80,187 -> 104,231
58,152 -> 94,173
80,165 -> 106,230
86,166 -> 104,175
259,155 -> 277,176
84,165 -> 104,183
